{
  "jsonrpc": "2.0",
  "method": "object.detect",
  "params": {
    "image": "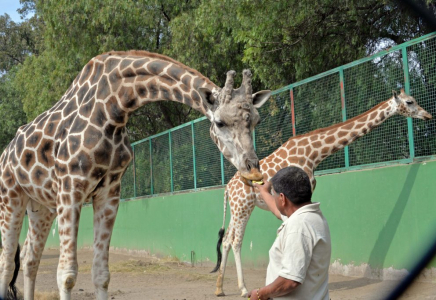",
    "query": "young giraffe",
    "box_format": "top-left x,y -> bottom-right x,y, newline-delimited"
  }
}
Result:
0,50 -> 271,300
213,89 -> 432,297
